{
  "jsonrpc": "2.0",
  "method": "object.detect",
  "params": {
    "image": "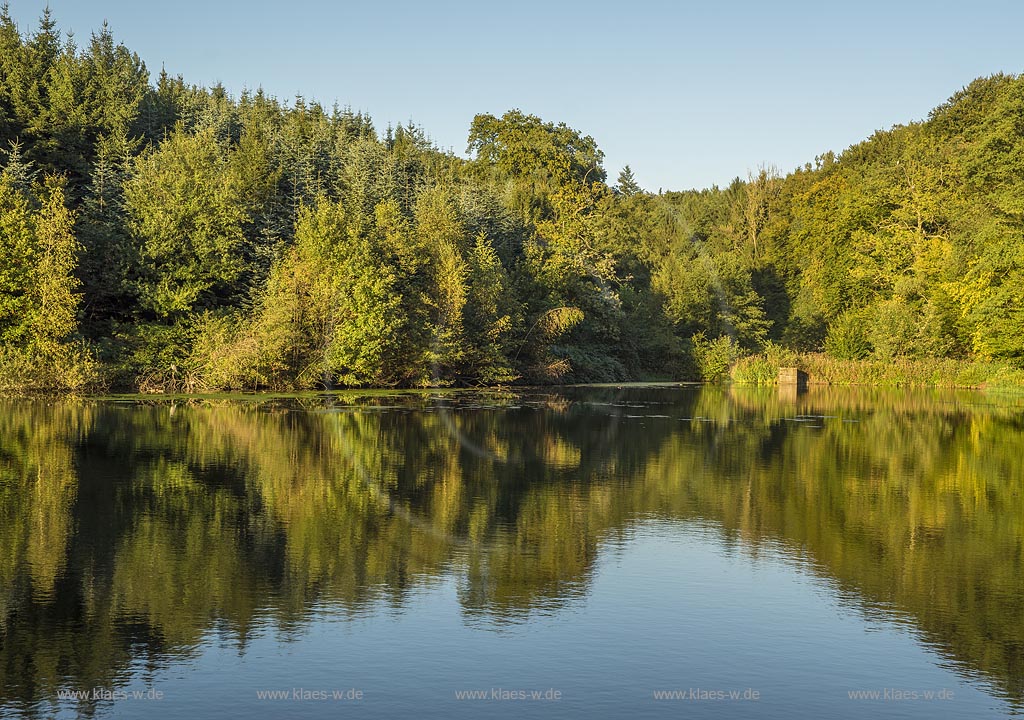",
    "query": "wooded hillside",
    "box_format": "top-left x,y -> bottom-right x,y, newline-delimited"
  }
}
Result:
2,10 -> 1022,392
